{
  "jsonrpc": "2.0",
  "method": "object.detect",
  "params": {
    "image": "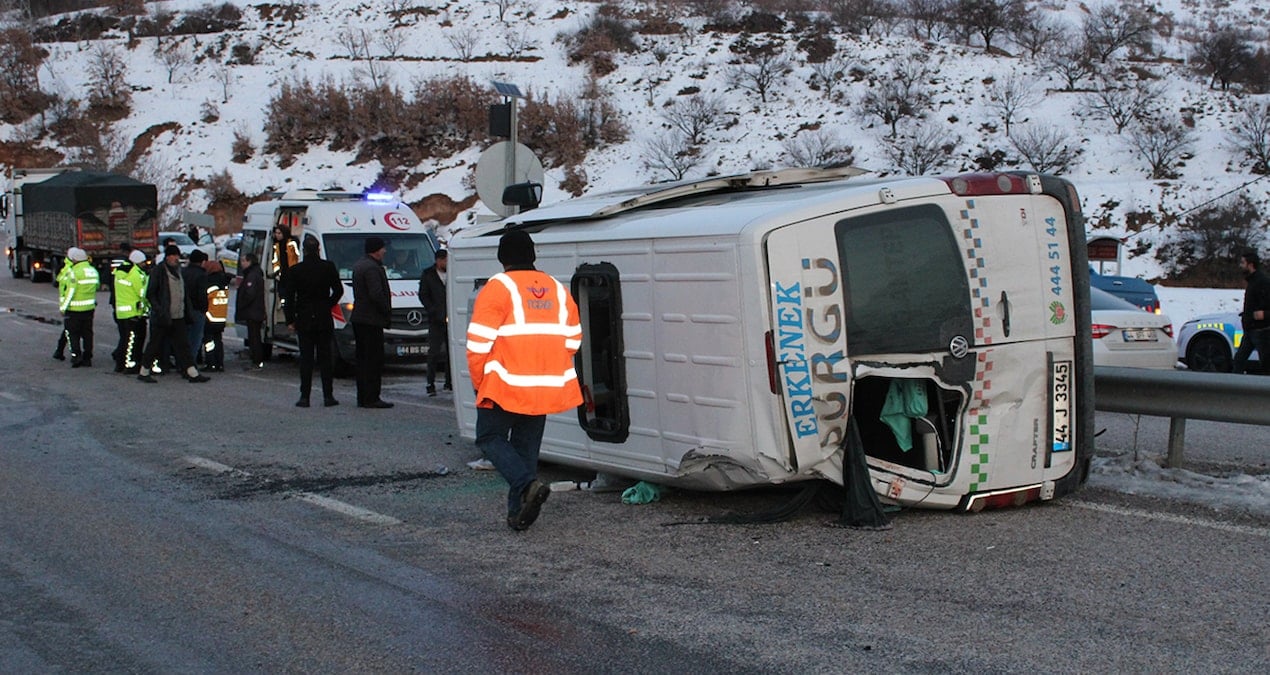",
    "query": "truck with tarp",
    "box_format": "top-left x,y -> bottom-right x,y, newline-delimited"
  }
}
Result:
1,168 -> 159,281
